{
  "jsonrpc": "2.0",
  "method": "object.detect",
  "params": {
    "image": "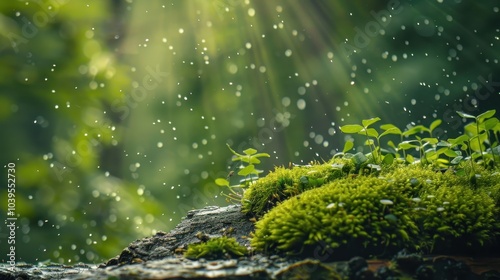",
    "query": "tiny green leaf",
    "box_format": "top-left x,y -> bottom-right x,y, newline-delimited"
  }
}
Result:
469,132 -> 488,152
379,127 -> 400,138
422,137 -> 439,145
340,124 -> 364,133
380,124 -> 402,135
450,156 -> 463,165
406,154 -> 415,163
382,153 -> 394,165
398,141 -> 418,150
477,109 -> 496,122
465,123 -> 480,135
402,125 -> 427,137
300,176 -> 309,184
238,164 -> 256,176
483,117 -> 499,130
456,111 -> 476,119
362,128 -> 379,138
487,146 -> 500,155
429,119 -> 442,132
252,152 -> 271,158
343,141 -> 354,153
231,155 -> 245,162
215,178 -> 230,187
352,152 -> 367,165
362,117 -> 381,128
442,148 -> 460,158
248,157 -> 262,164
387,140 -> 397,149
436,141 -> 451,147
243,148 -> 258,155
424,150 -> 438,160
448,134 -> 469,146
